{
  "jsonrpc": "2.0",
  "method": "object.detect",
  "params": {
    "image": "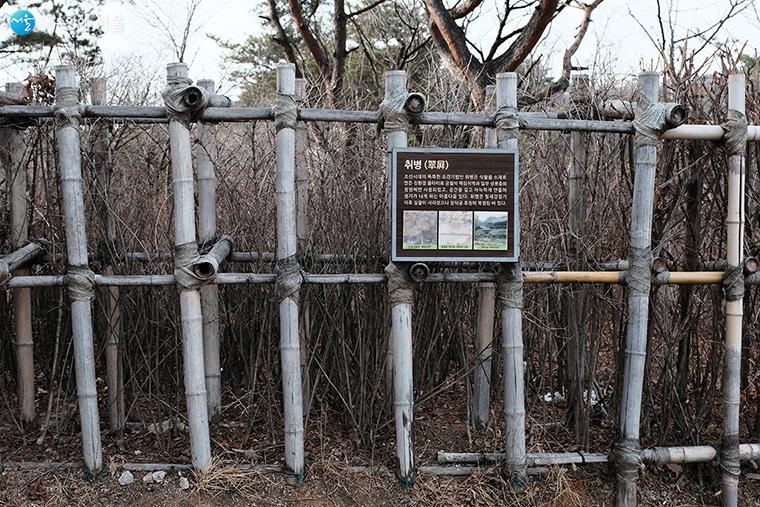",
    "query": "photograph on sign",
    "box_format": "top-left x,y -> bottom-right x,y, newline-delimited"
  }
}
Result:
438,211 -> 473,250
391,148 -> 519,263
402,211 -> 437,249
474,211 -> 509,250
